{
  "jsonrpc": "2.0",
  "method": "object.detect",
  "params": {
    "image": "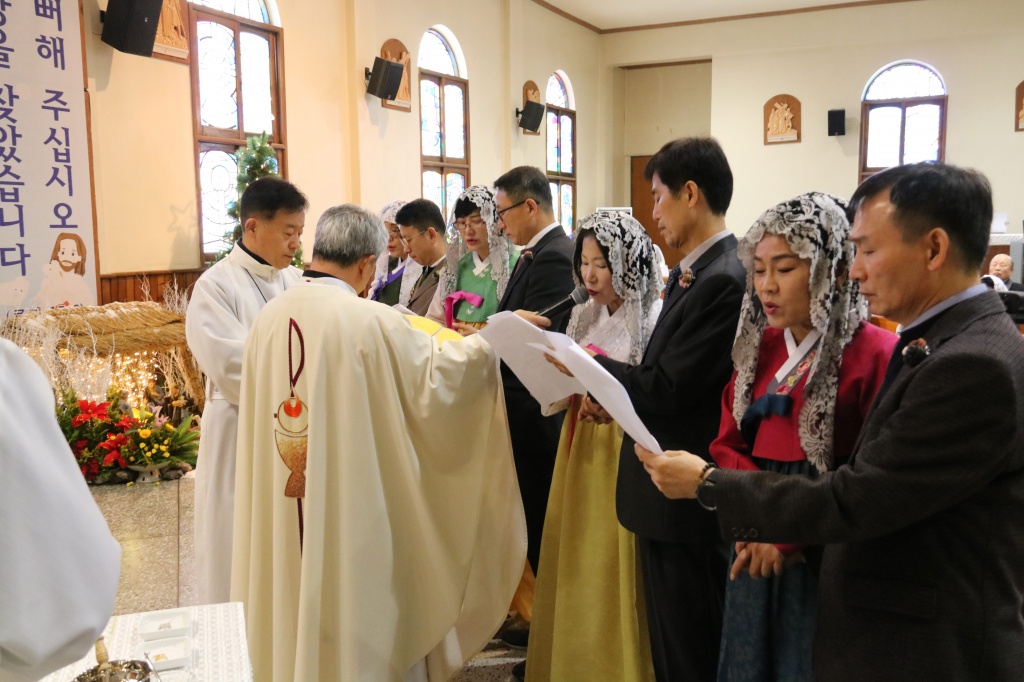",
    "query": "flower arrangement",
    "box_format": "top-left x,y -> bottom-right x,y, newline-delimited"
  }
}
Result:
57,387 -> 199,484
